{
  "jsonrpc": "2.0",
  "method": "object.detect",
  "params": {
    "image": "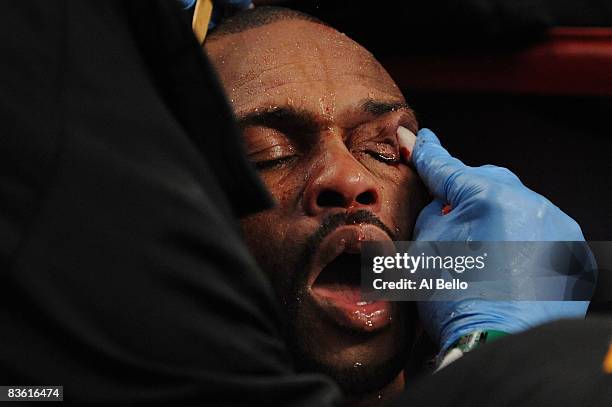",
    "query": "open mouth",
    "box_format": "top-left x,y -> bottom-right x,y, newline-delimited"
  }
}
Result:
312,253 -> 364,306
307,224 -> 393,333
